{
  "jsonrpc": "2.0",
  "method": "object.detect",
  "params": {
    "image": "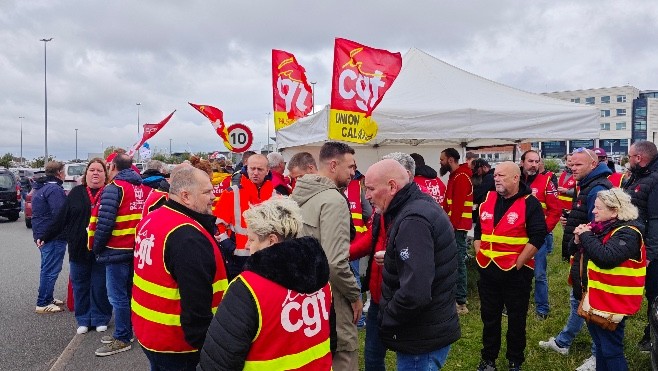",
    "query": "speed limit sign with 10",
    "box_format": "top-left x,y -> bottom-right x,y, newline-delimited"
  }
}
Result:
226,123 -> 254,153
